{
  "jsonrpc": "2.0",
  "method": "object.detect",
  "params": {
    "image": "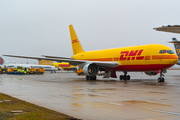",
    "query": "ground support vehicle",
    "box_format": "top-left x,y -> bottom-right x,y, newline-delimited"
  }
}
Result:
0,66 -> 2,74
7,66 -> 24,75
76,68 -> 84,75
24,68 -> 30,74
30,68 -> 45,75
1,67 -> 7,74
